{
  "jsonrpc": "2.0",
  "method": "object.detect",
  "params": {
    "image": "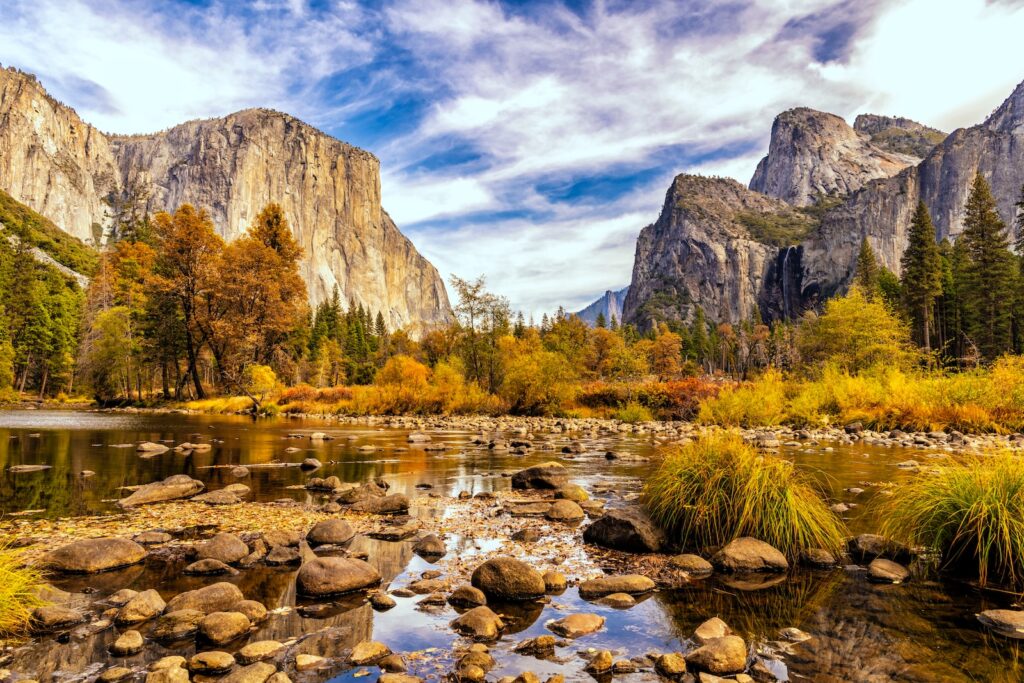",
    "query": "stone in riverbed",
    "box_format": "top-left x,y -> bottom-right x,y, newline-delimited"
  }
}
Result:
711,538 -> 788,573
295,654 -> 324,671
511,462 -> 569,489
547,613 -> 605,638
110,629 -> 144,656
43,537 -> 148,573
306,519 -> 355,546
118,475 -> 204,507
597,593 -> 636,609
237,641 -> 283,664
585,651 -> 614,674
684,635 -> 748,675
200,611 -> 251,644
189,651 -> 237,674
471,557 -> 546,601
133,531 -> 173,545
152,610 -> 205,641
351,493 -> 410,514
301,457 -> 322,469
669,554 -> 713,574
197,533 -> 249,564
137,442 -> 169,454
262,529 -> 303,548
694,617 -> 731,644
220,662 -> 277,683
371,592 -> 398,611
554,484 -> 589,502
193,490 -> 242,506
847,533 -> 910,563
977,609 -> 1024,636
166,582 -> 245,614
98,667 -> 133,683
450,606 -> 505,641
655,653 -> 688,678
30,606 -> 85,633
545,499 -> 585,522
542,571 -> 566,593
801,548 -> 838,568
514,635 -> 556,657
146,667 -> 190,683
231,466 -> 250,478
578,574 -> 655,599
448,585 -> 487,607
412,534 -> 446,557
296,557 -> 381,596
265,546 -> 300,566
582,507 -> 666,552
184,558 -> 238,575
349,640 -> 391,665
380,676 -> 422,683
867,558 -> 910,583
115,589 -> 166,625
511,528 -> 542,543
